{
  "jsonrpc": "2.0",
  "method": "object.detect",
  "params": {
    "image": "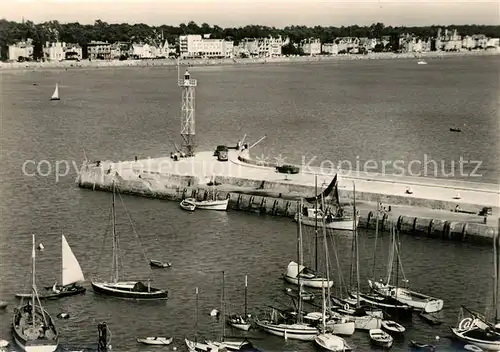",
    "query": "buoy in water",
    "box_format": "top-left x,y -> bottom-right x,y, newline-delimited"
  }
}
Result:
38,243 -> 44,251
210,308 -> 219,317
